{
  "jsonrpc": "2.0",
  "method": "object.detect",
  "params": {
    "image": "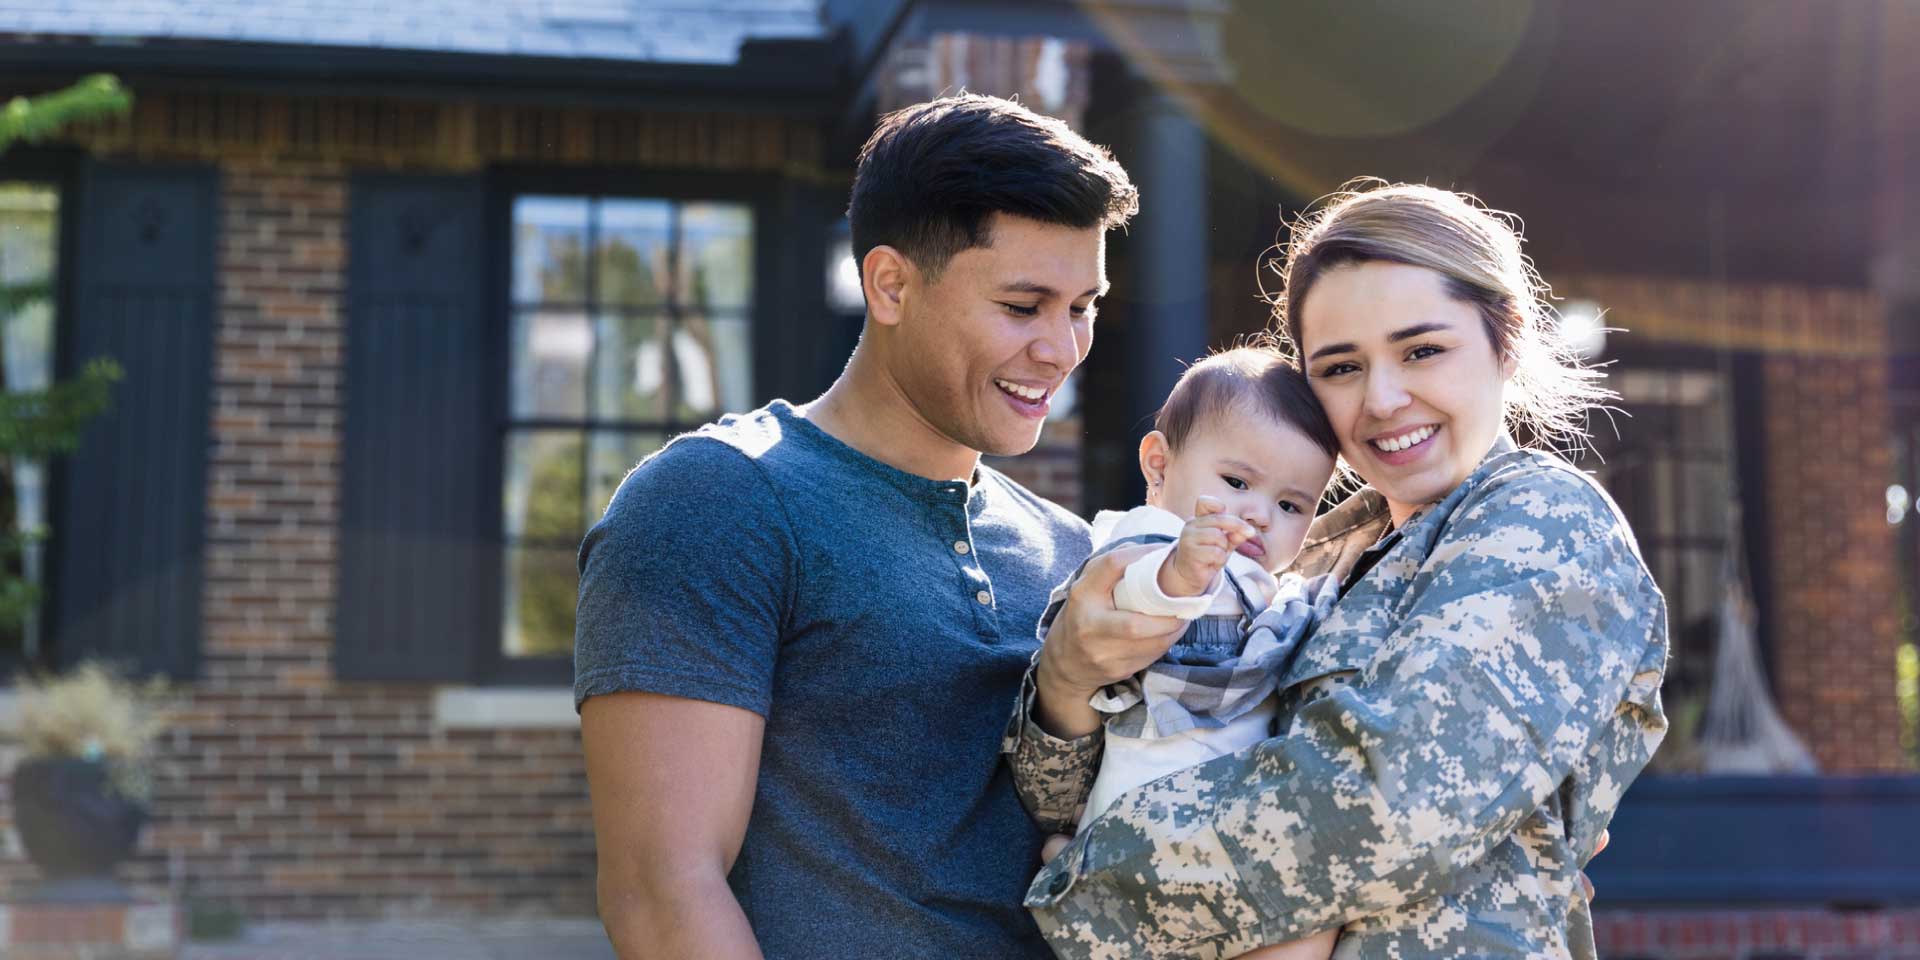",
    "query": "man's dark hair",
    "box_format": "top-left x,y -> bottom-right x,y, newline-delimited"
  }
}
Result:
1155,347 -> 1339,458
849,94 -> 1139,280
